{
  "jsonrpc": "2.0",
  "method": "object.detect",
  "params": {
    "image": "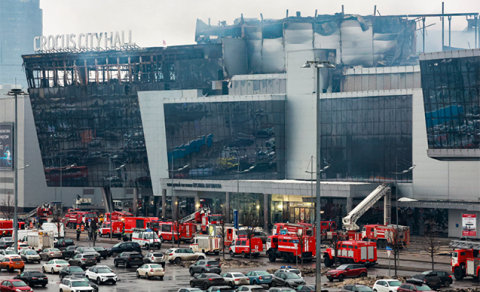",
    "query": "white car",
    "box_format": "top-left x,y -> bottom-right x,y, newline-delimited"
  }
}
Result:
136,263 -> 165,280
222,272 -> 250,287
59,277 -> 95,292
0,249 -> 19,260
165,248 -> 206,264
42,259 -> 70,273
85,266 -> 117,284
373,279 -> 403,292
236,285 -> 264,292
